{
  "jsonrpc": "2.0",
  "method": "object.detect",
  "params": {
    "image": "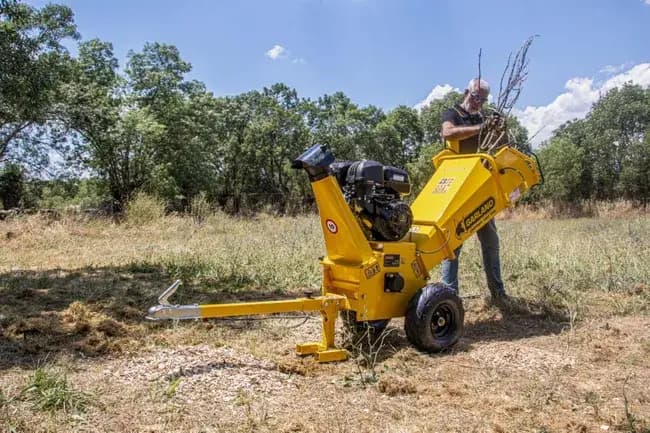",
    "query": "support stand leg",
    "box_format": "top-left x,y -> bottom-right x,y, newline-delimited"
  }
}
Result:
295,298 -> 347,362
